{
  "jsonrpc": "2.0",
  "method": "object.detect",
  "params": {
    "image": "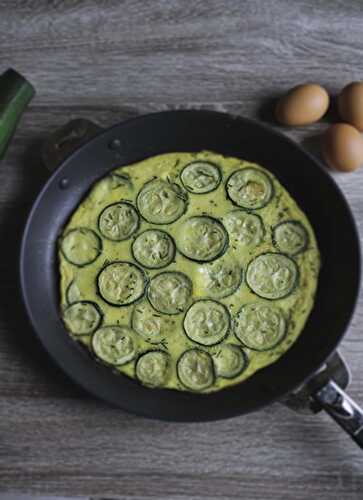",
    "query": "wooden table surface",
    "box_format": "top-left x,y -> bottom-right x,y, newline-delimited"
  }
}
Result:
1,1 -> 363,499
